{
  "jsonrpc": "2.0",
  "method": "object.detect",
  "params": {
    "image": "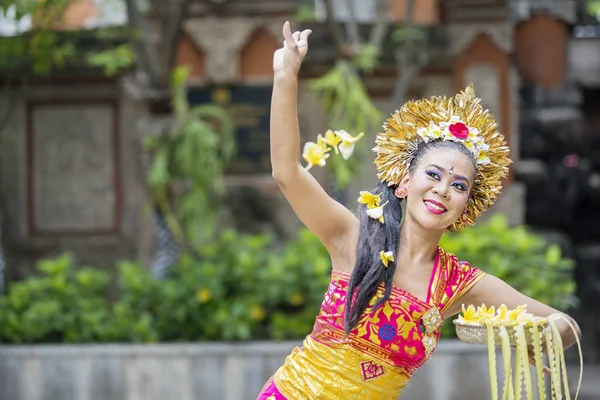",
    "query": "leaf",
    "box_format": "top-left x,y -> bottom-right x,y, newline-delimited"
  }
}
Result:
545,245 -> 561,267
86,44 -> 134,77
147,148 -> 170,189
